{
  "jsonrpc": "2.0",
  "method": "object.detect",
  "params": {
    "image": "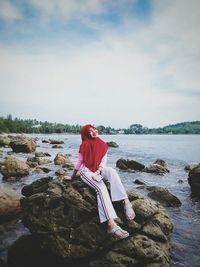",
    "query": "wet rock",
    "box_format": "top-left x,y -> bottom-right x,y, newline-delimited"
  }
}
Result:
188,165 -> 200,197
26,158 -> 38,168
37,158 -> 52,165
52,145 -> 63,149
7,235 -> 63,267
10,135 -> 37,153
0,187 -> 22,219
55,168 -> 67,176
20,177 -> 173,266
35,167 -> 51,174
116,158 -> 145,171
106,141 -> 119,148
153,159 -> 168,168
0,135 -> 11,147
54,152 -> 73,166
42,140 -> 49,143
0,258 -> 7,267
26,157 -> 52,167
0,156 -> 30,180
146,186 -> 182,207
35,152 -> 51,157
184,164 -> 193,172
49,140 -> 64,145
144,164 -> 169,175
178,179 -> 184,183
134,179 -> 146,185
